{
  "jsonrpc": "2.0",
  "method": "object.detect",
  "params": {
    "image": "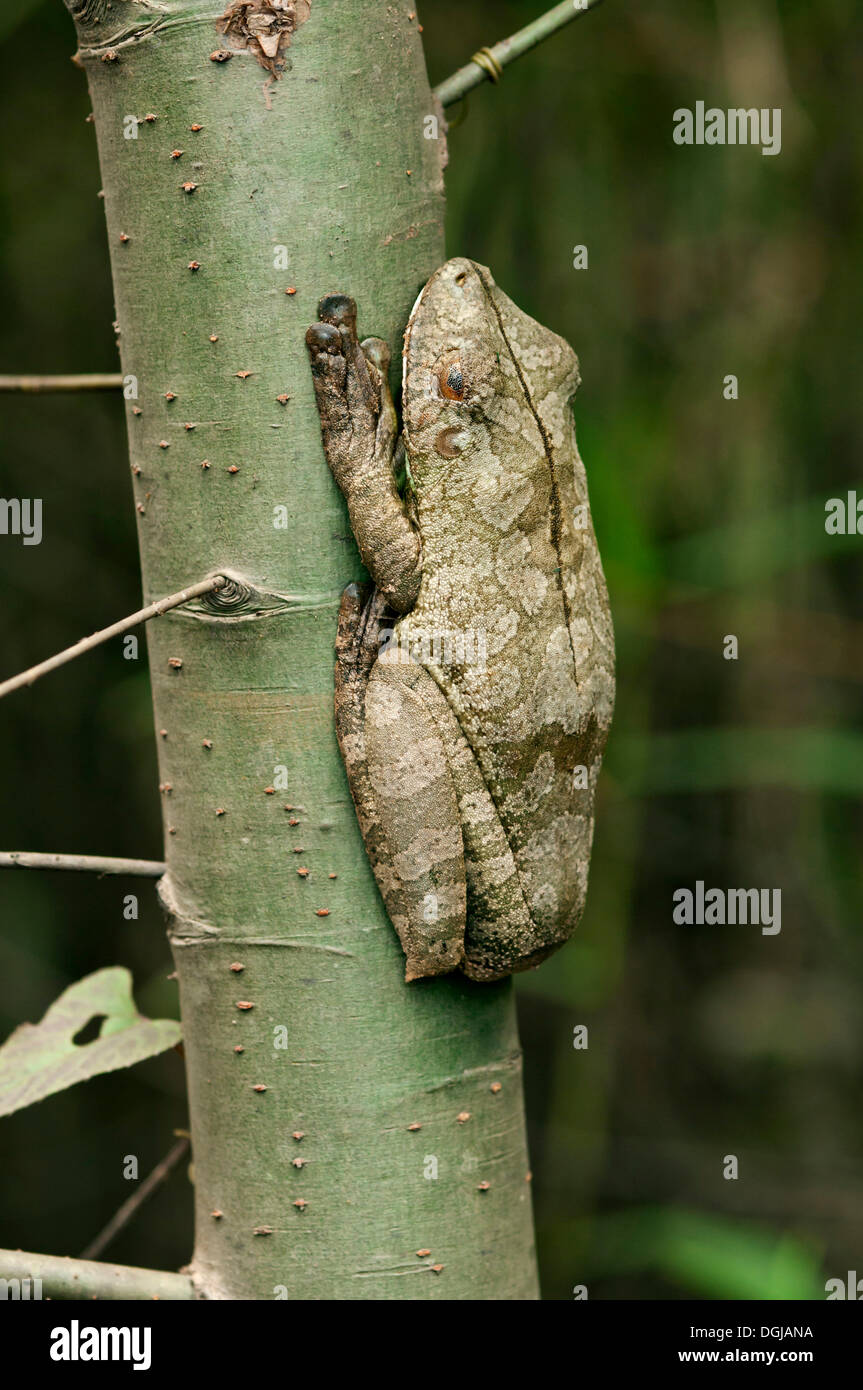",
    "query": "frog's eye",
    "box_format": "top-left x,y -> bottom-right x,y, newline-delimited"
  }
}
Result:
439,363 -> 466,401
